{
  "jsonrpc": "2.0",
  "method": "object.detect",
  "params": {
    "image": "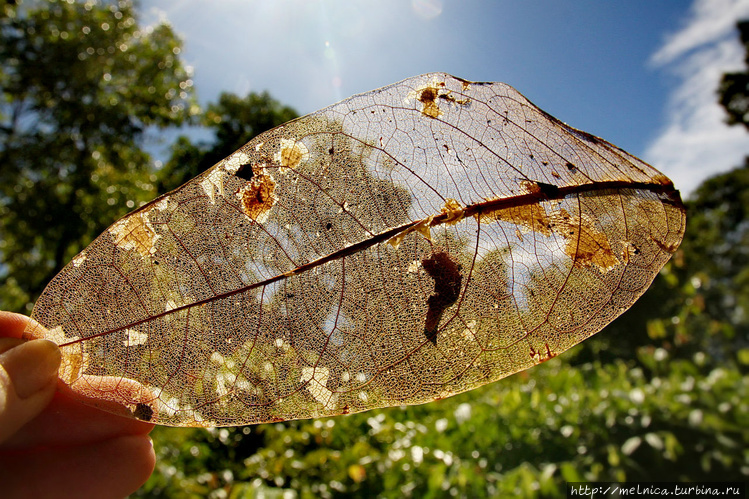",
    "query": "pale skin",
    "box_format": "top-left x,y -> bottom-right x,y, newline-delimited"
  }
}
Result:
0,311 -> 155,498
